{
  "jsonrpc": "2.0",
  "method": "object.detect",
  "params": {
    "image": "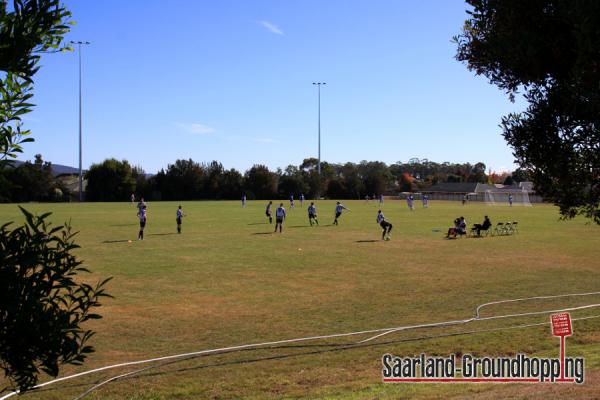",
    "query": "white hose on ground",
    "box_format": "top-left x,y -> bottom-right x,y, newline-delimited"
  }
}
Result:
73,314 -> 600,400
1,291 -> 599,400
